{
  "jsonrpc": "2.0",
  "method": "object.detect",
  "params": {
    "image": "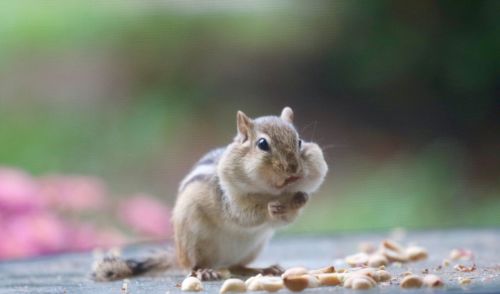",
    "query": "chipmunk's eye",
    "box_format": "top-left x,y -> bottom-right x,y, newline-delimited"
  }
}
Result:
257,138 -> 270,151
298,139 -> 302,150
